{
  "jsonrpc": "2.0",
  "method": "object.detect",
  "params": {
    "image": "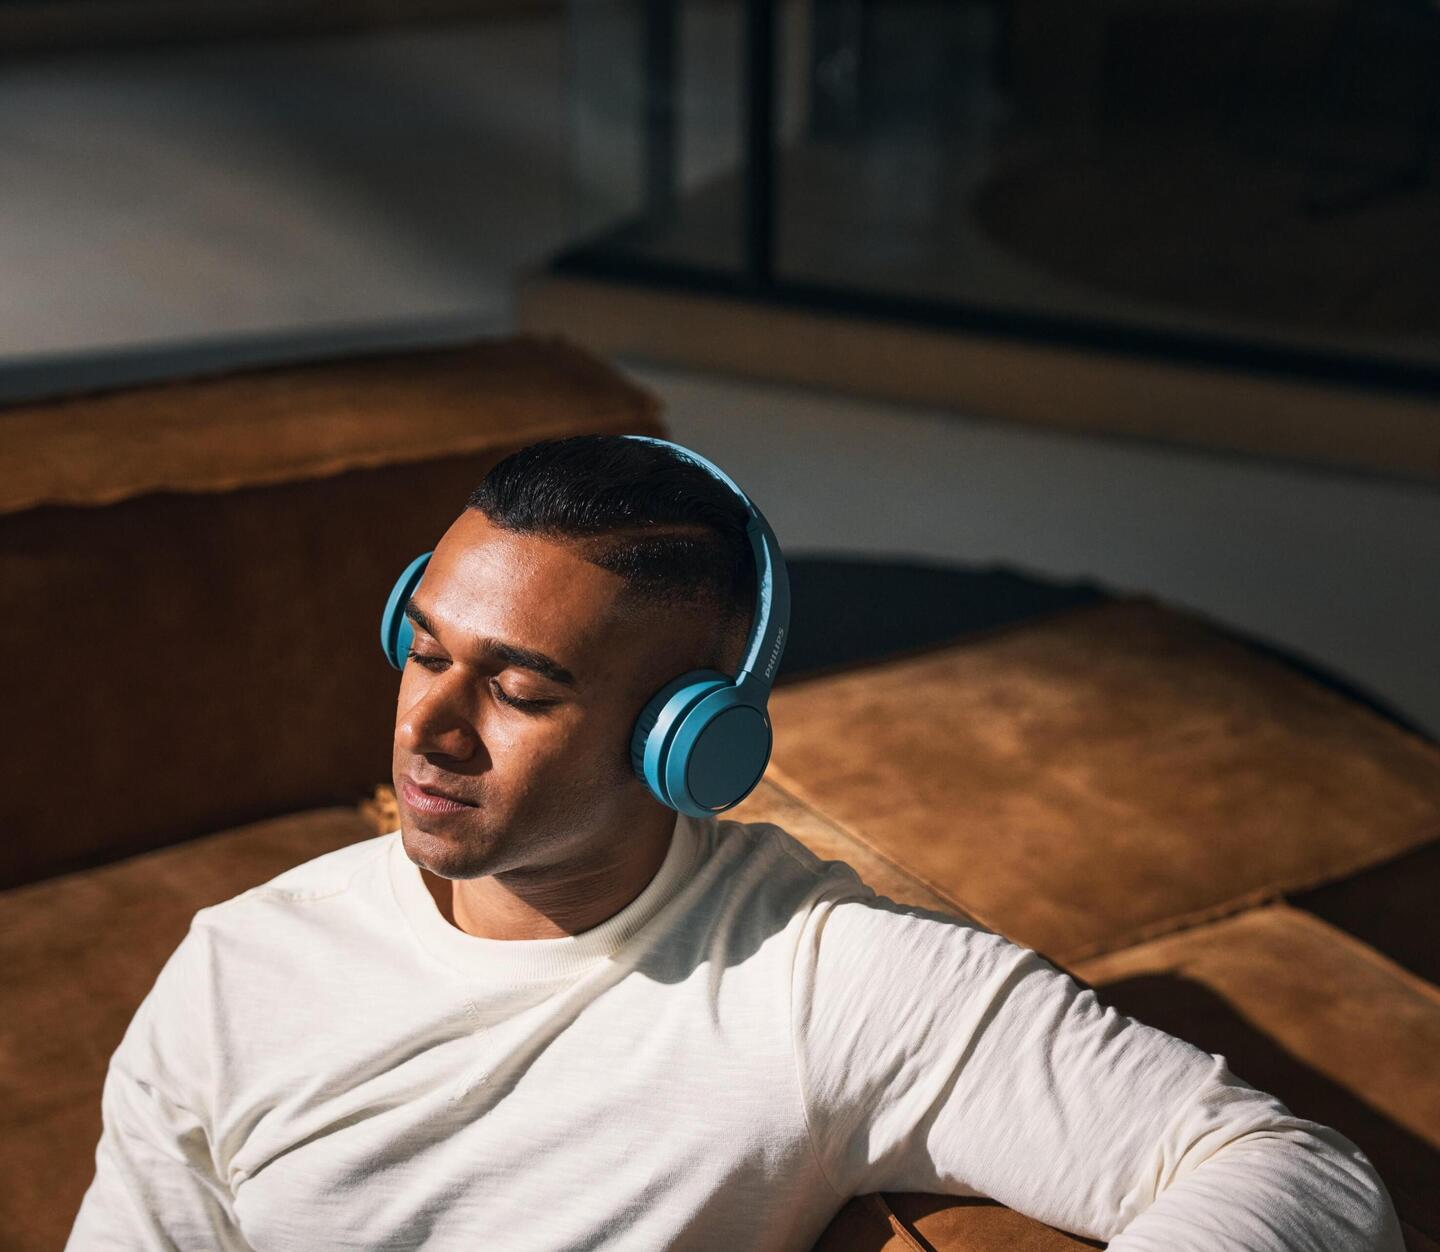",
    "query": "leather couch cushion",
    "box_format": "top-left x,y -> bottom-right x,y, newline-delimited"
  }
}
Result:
765,597 -> 1440,965
0,334 -> 657,513
0,806 -> 379,1252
